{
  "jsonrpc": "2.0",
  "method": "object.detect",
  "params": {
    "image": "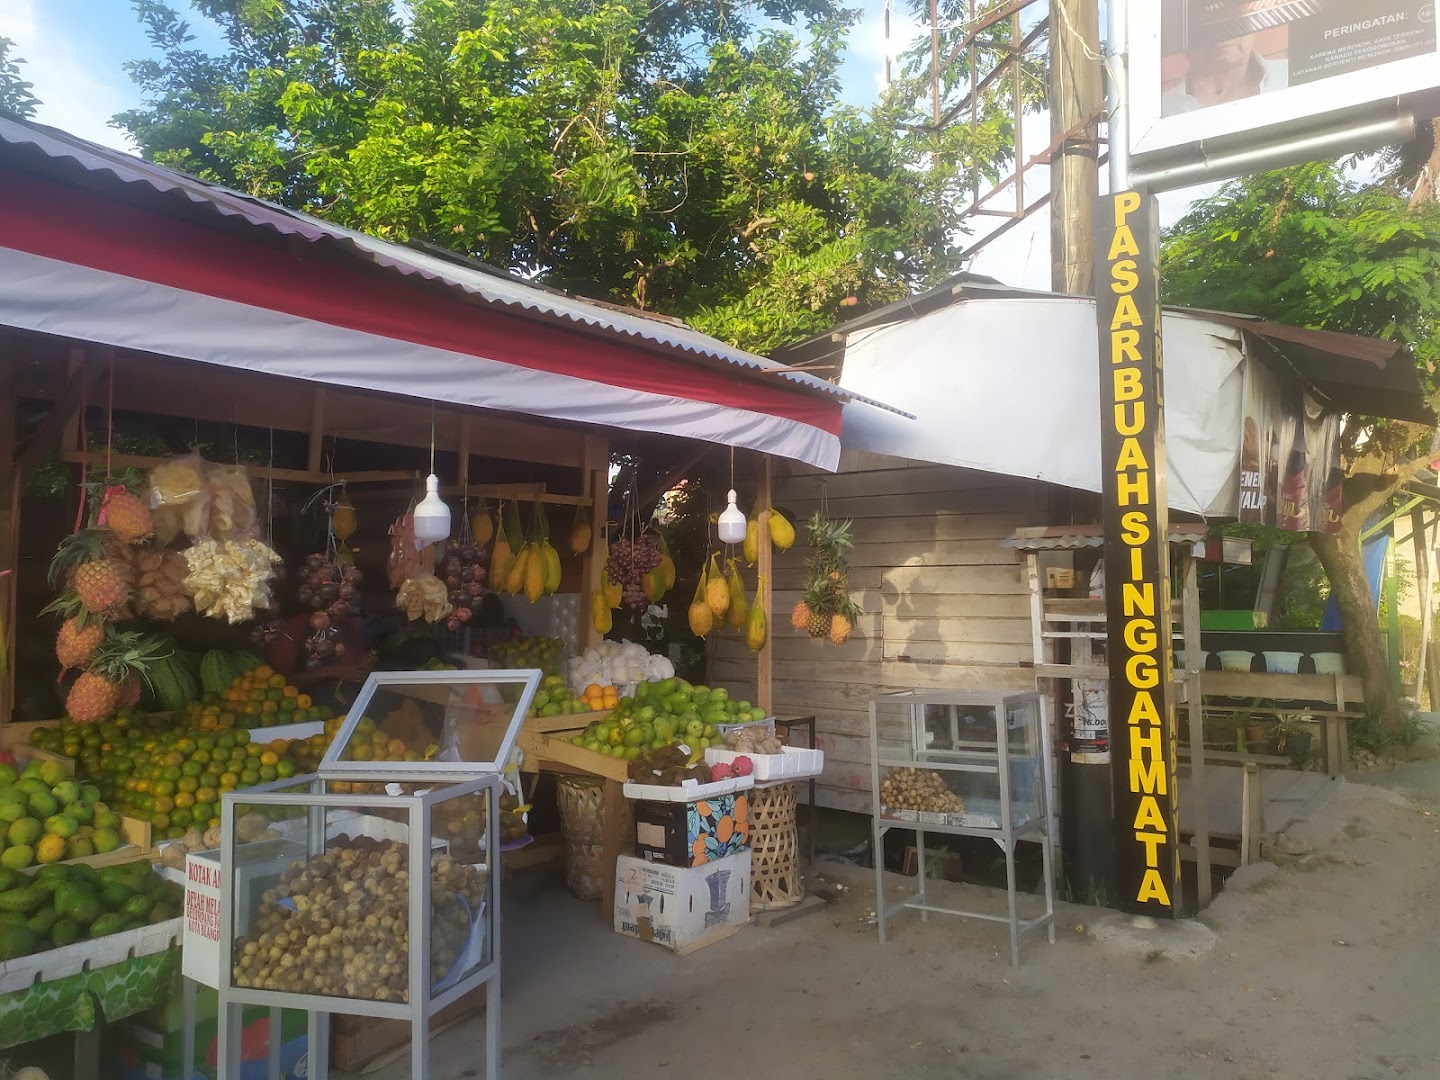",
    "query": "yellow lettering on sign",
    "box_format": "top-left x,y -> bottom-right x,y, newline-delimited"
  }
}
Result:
1134,797 -> 1167,832
1111,293 -> 1142,328
1130,546 -> 1144,581
1124,618 -> 1157,653
1115,402 -> 1145,436
1137,869 -> 1171,905
1117,471 -> 1149,507
1111,328 -> 1141,364
1132,724 -> 1162,756
1126,653 -> 1158,689
1115,436 -> 1149,470
1136,831 -> 1166,866
1110,259 -> 1140,295
1122,582 -> 1155,618
1113,191 -> 1142,223
1127,692 -> 1160,726
1120,512 -> 1150,545
1129,759 -> 1168,797
1108,227 -> 1140,261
